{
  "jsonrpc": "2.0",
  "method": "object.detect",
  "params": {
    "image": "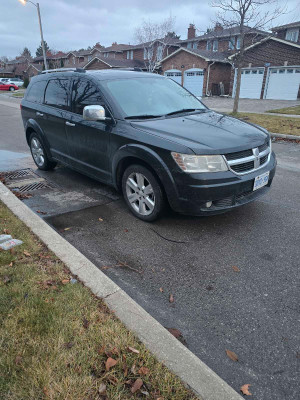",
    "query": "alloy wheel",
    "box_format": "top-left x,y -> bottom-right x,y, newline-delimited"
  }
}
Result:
31,137 -> 45,167
125,172 -> 155,216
